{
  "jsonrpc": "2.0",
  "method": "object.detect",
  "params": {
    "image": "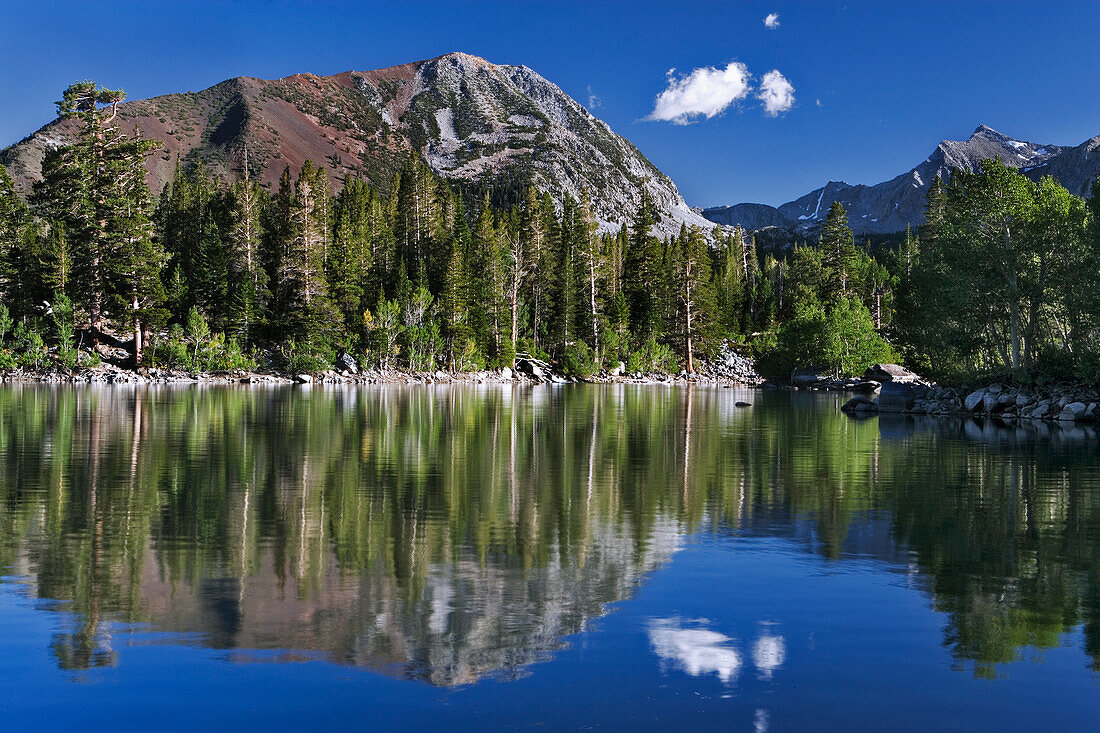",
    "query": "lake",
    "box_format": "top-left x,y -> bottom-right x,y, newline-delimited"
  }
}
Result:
0,384 -> 1098,731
